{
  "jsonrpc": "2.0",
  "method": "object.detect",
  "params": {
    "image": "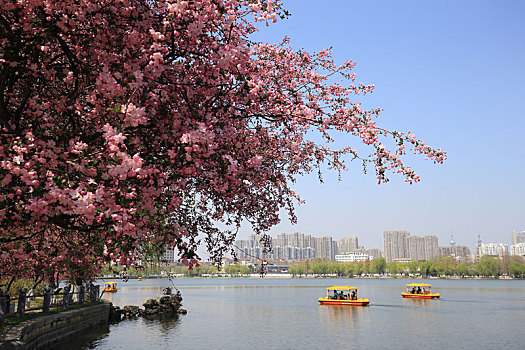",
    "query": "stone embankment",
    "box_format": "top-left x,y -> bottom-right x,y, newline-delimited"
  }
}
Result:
1,287 -> 186,349
0,302 -> 111,350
